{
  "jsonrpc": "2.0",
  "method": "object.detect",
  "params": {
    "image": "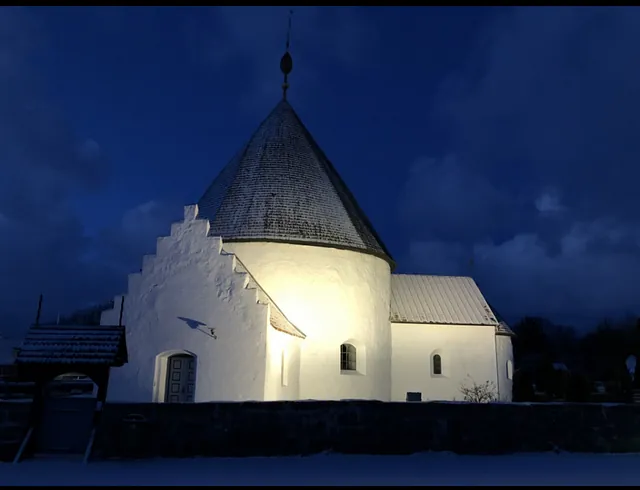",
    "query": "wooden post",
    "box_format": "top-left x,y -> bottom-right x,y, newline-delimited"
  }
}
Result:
34,294 -> 43,326
118,296 -> 125,327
